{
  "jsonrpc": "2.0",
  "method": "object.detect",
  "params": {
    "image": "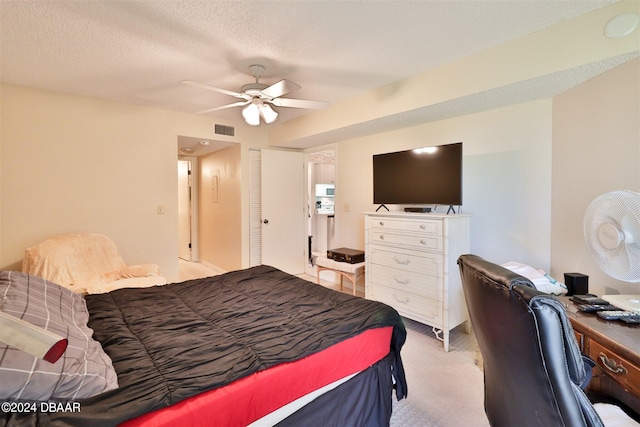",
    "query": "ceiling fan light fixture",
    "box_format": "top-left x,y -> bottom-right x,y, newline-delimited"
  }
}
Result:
260,103 -> 278,124
185,64 -> 328,124
242,100 -> 261,126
